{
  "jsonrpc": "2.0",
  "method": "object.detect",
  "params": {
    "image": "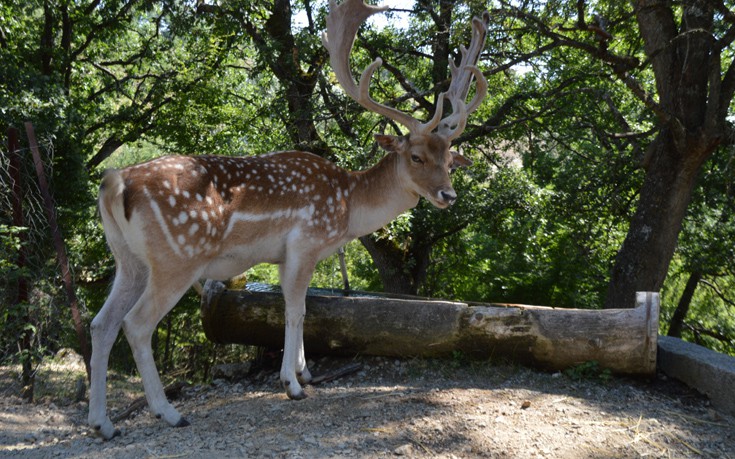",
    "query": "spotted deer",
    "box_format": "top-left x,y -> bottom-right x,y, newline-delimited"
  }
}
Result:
88,0 -> 489,439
